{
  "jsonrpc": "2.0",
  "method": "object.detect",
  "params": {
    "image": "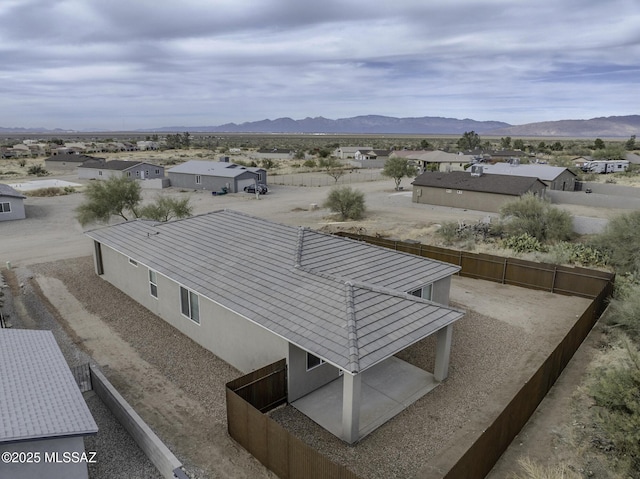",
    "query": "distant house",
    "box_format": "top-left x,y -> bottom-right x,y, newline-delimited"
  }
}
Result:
0,329 -> 98,479
167,160 -> 267,193
392,150 -> 469,173
334,146 -> 373,160
349,149 -> 392,168
0,183 -> 27,221
78,160 -> 164,181
44,153 -> 103,172
86,210 -> 464,444
479,162 -> 577,191
253,148 -> 295,160
412,169 -> 547,212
